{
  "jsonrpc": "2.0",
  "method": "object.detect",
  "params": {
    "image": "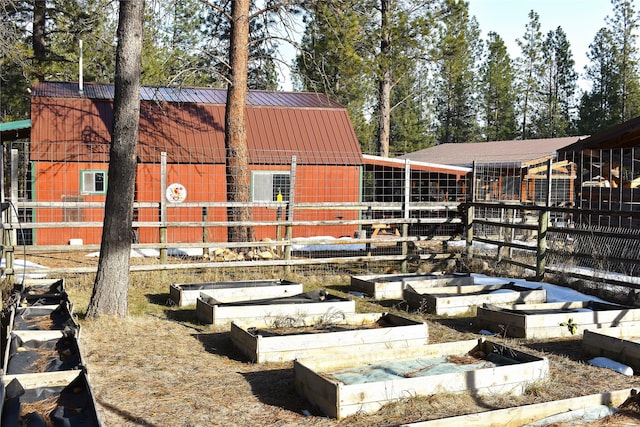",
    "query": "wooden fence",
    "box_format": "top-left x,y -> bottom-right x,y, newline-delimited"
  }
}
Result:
464,202 -> 640,289
1,199 -> 464,279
